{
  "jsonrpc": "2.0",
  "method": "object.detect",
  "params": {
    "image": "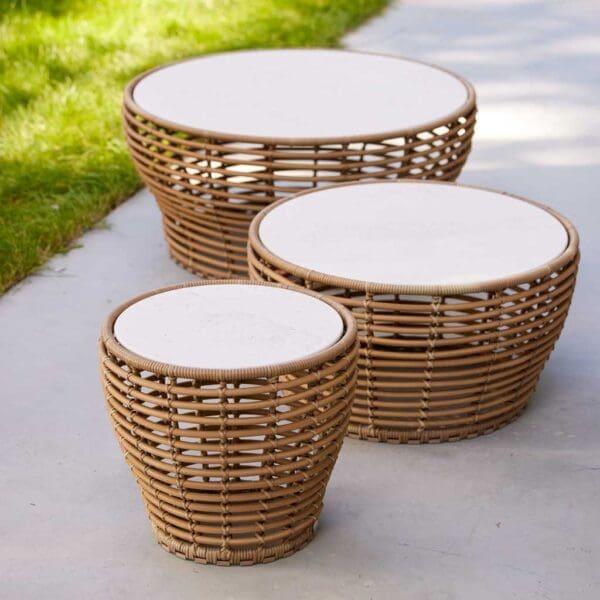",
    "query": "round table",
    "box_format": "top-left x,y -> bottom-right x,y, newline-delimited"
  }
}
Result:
123,49 -> 476,279
99,280 -> 358,565
248,181 -> 580,443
